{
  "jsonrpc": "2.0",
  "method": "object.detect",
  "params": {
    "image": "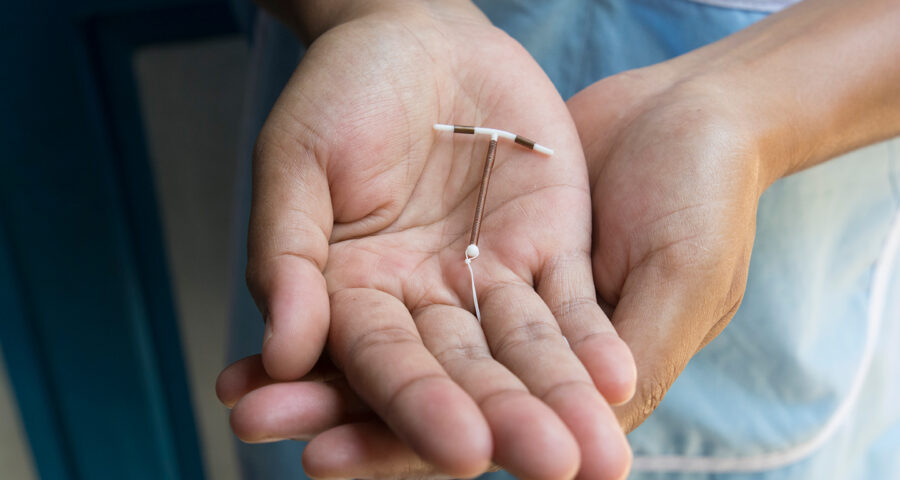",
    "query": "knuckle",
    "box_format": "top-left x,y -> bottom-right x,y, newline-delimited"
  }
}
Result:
538,379 -> 596,403
346,325 -> 421,361
567,330 -> 616,354
476,388 -> 530,410
490,319 -> 561,359
432,343 -> 492,367
550,296 -> 602,322
701,290 -> 745,351
549,295 -> 601,322
637,377 -> 667,420
629,365 -> 679,431
724,270 -> 748,315
383,373 -> 449,415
